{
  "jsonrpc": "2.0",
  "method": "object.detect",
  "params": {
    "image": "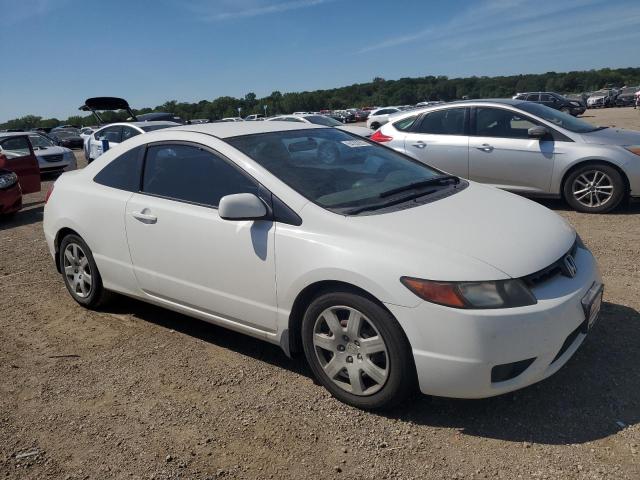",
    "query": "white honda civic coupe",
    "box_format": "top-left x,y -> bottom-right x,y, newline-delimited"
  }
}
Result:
43,122 -> 603,410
